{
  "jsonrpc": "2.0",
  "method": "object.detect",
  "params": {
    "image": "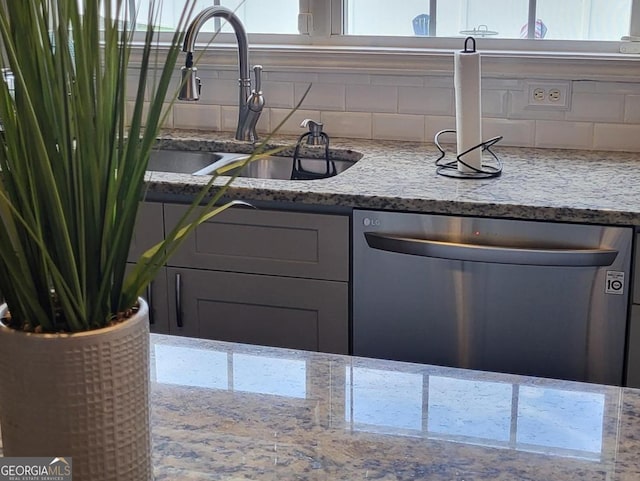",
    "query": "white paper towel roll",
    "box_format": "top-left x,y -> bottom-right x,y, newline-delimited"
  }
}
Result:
454,44 -> 482,173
